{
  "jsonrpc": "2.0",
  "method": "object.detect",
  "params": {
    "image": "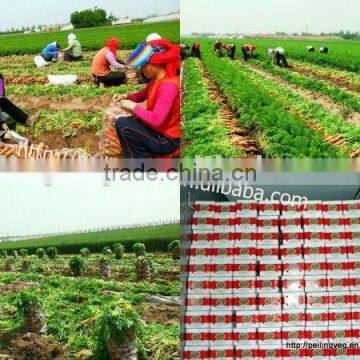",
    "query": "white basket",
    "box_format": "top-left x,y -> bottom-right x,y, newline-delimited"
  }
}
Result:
47,75 -> 78,86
